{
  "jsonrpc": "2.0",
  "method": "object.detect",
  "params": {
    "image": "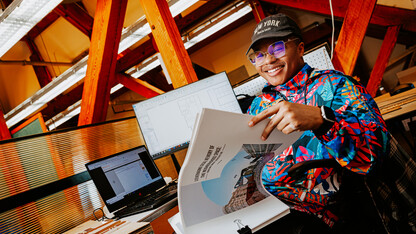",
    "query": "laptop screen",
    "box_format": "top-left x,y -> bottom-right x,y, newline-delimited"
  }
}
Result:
85,146 -> 166,212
